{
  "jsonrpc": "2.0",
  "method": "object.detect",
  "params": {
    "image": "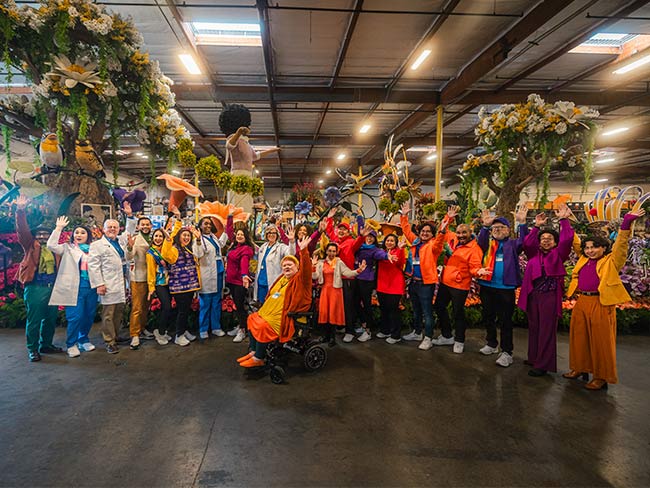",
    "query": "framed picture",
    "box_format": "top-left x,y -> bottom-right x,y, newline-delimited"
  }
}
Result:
80,203 -> 113,228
